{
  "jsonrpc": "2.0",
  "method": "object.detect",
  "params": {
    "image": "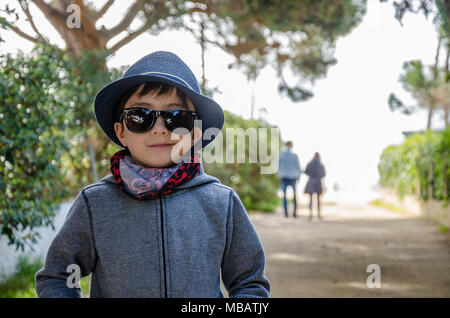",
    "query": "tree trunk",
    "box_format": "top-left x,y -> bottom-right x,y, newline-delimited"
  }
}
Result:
433,36 -> 442,80
445,108 -> 449,128
445,43 -> 449,129
426,35 -> 443,131
84,132 -> 99,183
427,107 -> 433,130
200,20 -> 206,92
250,80 -> 255,120
28,0 -> 154,57
445,156 -> 449,201
445,43 -> 450,76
